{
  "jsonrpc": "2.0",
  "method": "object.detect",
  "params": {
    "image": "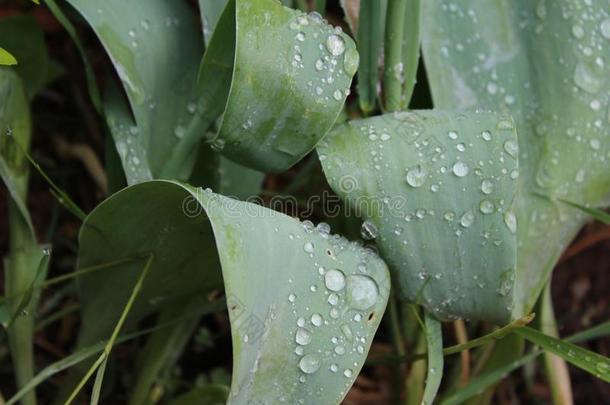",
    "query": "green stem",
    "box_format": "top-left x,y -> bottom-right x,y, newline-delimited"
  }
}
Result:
541,283 -> 574,405
369,313 -> 535,366
383,0 -> 407,111
64,254 -> 154,405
